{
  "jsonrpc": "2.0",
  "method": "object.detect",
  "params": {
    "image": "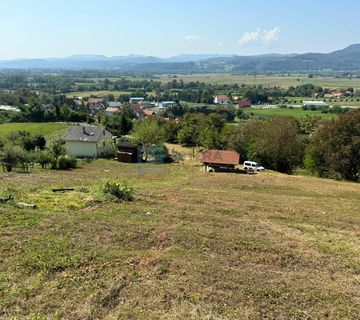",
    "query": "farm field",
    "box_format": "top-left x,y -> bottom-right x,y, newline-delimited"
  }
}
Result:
244,107 -> 336,120
0,122 -> 69,140
155,74 -> 360,89
66,90 -> 156,98
0,158 -> 359,319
